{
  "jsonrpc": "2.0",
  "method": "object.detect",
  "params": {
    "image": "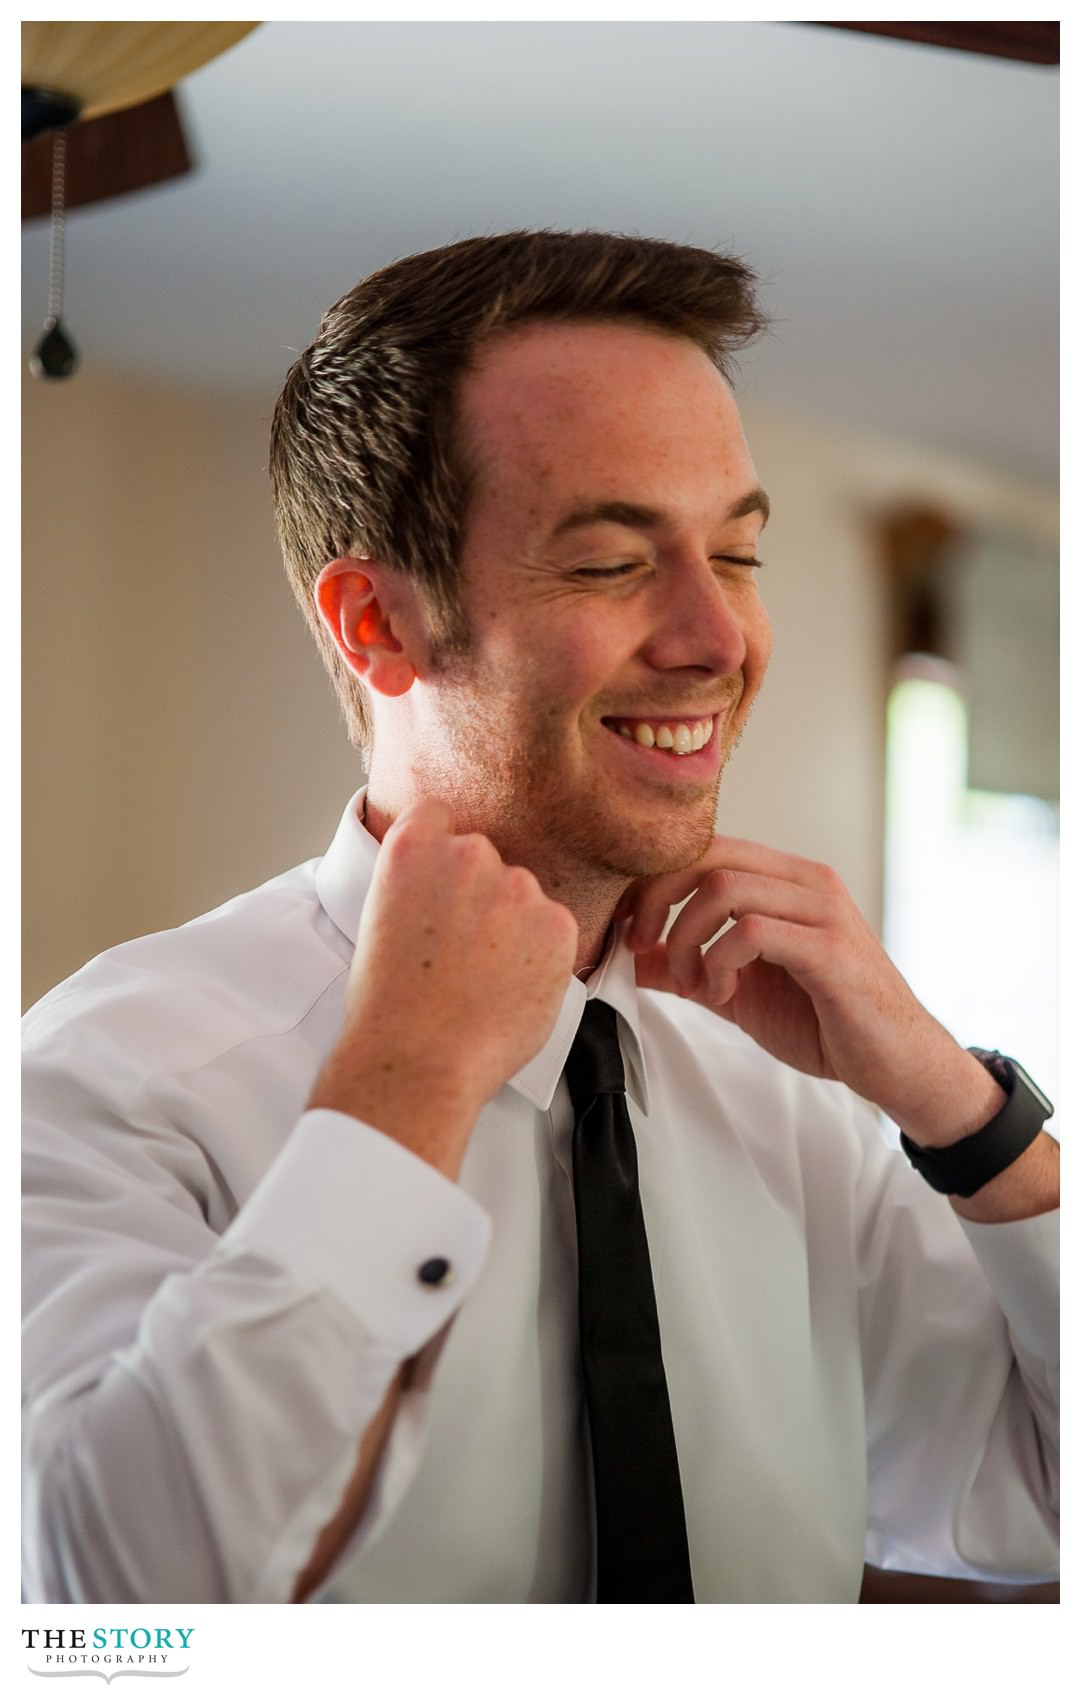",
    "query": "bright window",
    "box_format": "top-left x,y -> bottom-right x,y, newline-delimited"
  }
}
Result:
882,663 -> 1059,1139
